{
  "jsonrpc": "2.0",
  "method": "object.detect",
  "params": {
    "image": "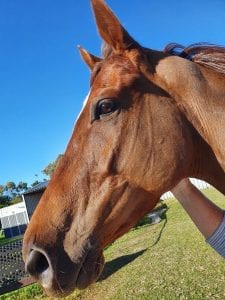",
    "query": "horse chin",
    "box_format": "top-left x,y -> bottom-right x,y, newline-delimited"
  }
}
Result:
76,253 -> 105,289
44,252 -> 105,297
